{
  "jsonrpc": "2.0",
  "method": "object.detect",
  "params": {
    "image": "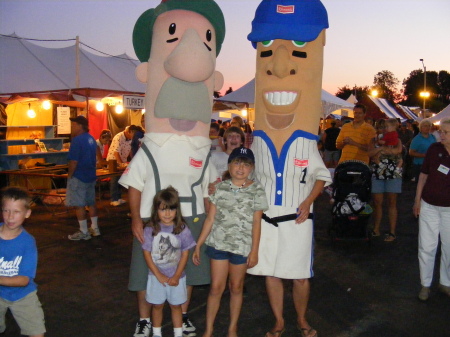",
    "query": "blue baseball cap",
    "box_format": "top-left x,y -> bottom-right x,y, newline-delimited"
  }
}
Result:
228,147 -> 255,164
248,0 -> 329,48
